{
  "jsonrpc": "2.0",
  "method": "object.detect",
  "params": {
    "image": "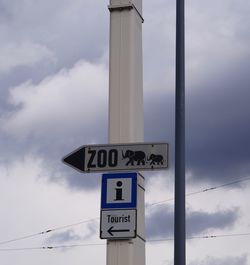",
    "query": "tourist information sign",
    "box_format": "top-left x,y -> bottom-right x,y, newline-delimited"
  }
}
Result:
101,172 -> 137,209
100,173 -> 138,240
